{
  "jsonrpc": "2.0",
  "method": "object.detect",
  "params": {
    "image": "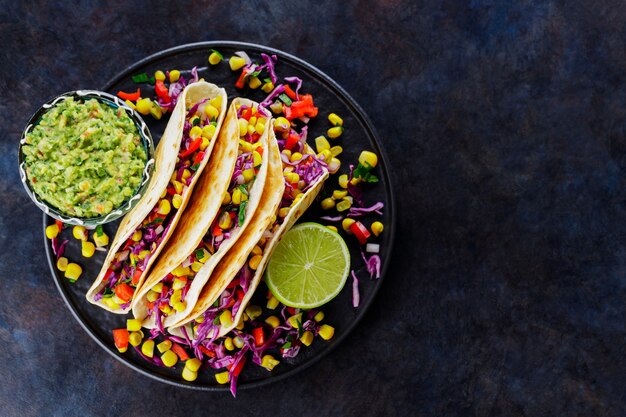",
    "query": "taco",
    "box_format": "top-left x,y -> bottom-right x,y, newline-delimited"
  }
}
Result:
132,99 -> 274,330
86,81 -> 227,313
170,129 -> 329,342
